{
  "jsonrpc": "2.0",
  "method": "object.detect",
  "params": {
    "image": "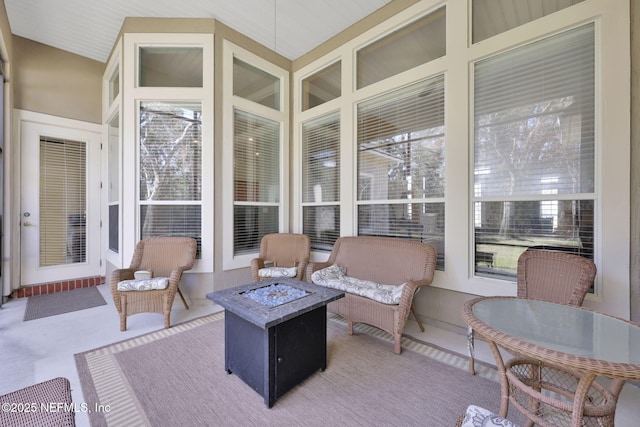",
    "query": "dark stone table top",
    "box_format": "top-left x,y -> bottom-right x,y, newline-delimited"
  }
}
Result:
206,277 -> 344,329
